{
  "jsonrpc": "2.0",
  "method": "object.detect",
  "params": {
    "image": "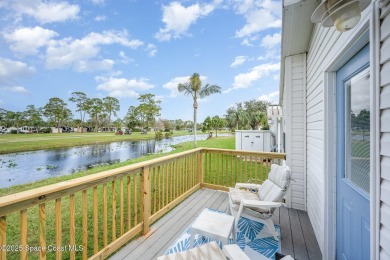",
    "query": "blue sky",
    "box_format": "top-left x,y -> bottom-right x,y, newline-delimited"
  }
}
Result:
0,0 -> 281,122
